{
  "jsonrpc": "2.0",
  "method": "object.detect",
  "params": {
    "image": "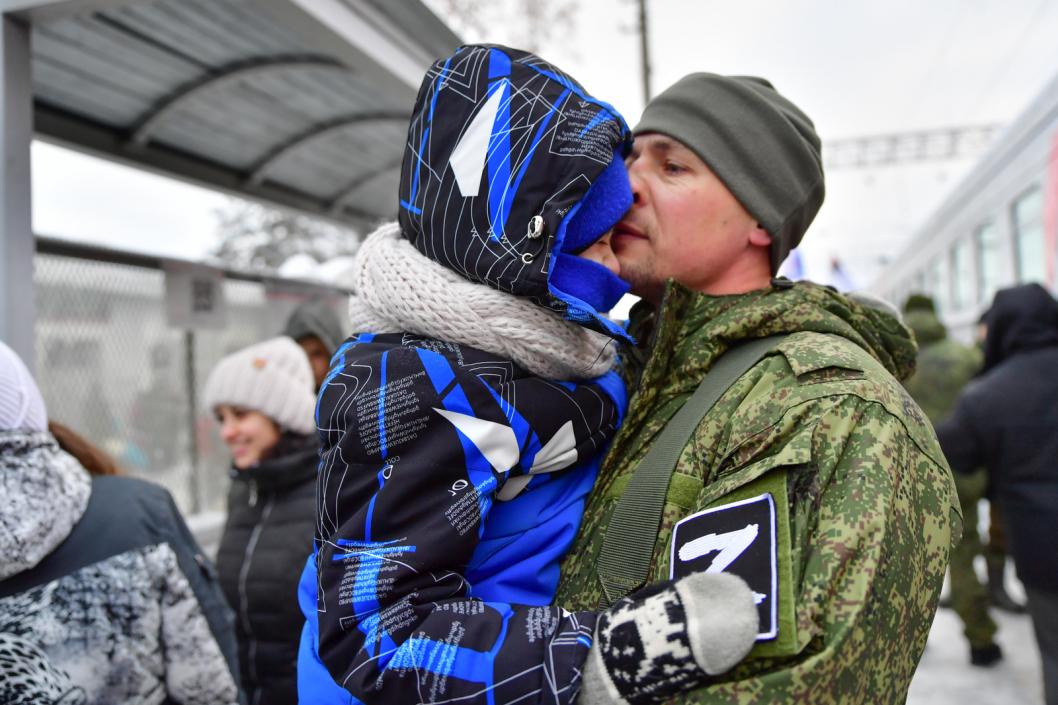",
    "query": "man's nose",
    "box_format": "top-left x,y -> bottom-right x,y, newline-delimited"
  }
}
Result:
628,169 -> 644,206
